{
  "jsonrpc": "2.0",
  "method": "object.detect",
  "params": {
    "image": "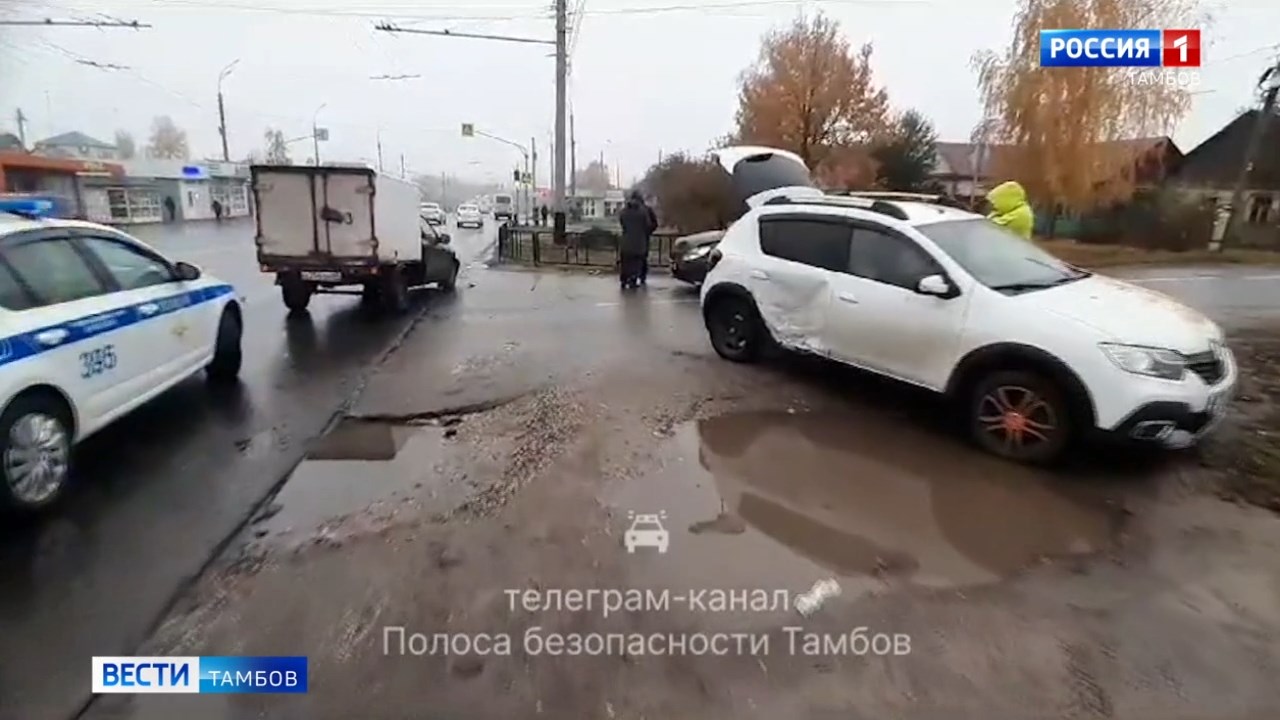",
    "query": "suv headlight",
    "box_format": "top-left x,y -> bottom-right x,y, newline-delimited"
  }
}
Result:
684,245 -> 712,261
1099,343 -> 1186,380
